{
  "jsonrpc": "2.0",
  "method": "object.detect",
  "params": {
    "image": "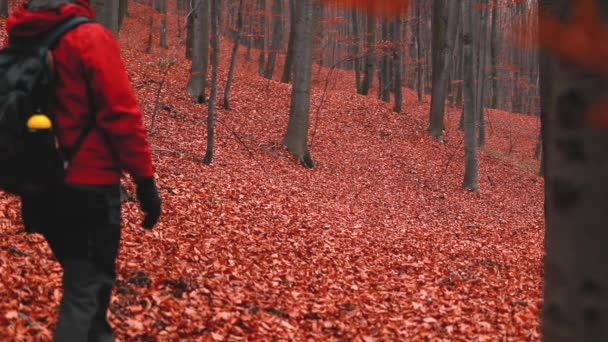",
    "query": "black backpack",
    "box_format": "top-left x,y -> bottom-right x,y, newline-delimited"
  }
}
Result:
0,16 -> 93,196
